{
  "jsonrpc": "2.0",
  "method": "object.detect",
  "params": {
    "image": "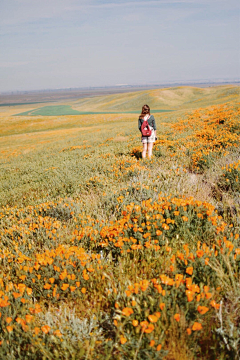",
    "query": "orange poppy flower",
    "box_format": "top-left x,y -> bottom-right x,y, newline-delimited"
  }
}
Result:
148,314 -> 158,323
150,340 -> 155,347
41,325 -> 51,334
210,300 -> 220,309
186,290 -> 194,302
122,307 -> 134,317
12,292 -> 21,299
197,306 -> 209,315
132,320 -> 138,327
186,267 -> 193,275
205,292 -> 212,299
25,315 -> 33,323
34,327 -> 40,335
156,344 -> 162,351
18,284 -> 26,293
15,317 -> 23,325
120,336 -> 127,344
159,303 -> 165,310
192,322 -> 202,331
53,330 -> 62,337
26,288 -> 32,296
174,313 -> 180,322
61,284 -> 69,291
44,284 -> 52,290
196,250 -> 204,258
144,324 -> 154,333
140,320 -> 148,329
